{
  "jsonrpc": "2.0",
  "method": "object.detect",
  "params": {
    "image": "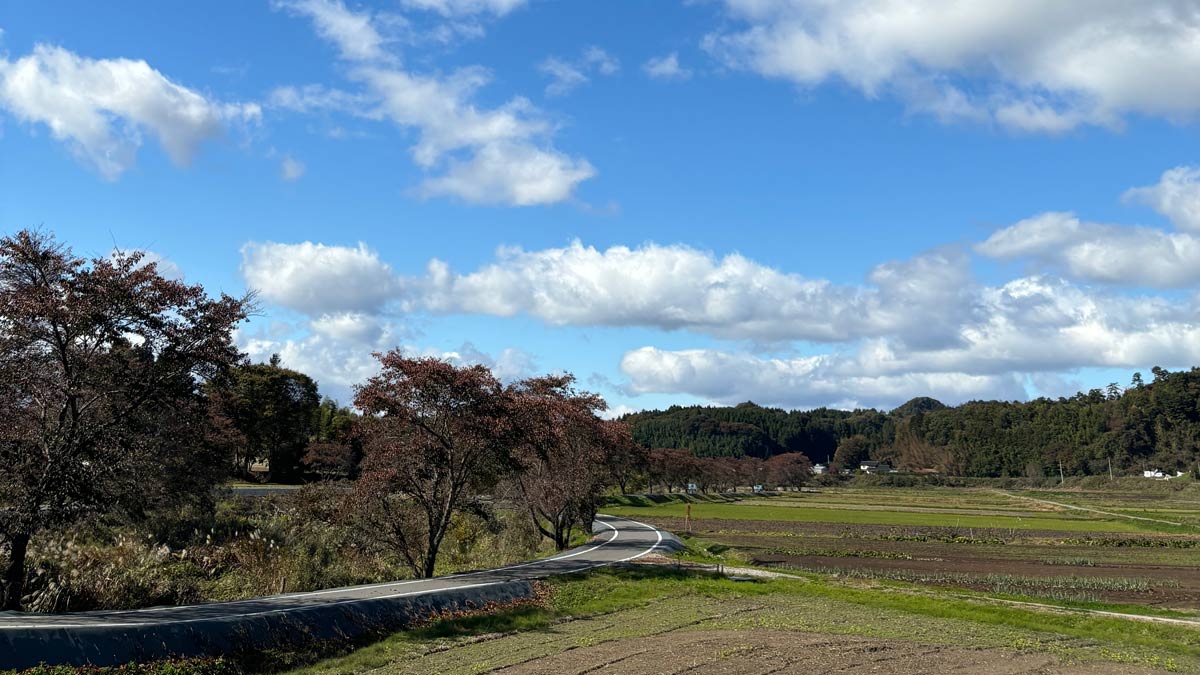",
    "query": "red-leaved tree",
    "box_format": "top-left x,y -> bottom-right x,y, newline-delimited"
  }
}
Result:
0,230 -> 250,610
764,452 -> 813,490
349,352 -> 513,578
507,375 -> 613,550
